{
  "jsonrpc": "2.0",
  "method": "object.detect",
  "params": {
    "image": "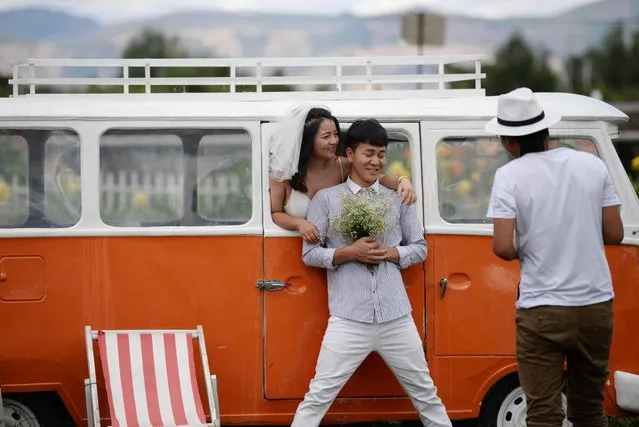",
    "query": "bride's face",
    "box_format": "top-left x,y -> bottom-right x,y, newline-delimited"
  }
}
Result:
312,119 -> 339,159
